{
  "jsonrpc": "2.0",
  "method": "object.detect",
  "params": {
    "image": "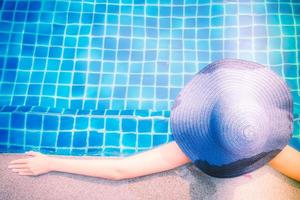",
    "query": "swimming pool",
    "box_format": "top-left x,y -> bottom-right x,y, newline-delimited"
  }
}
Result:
0,0 -> 299,156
